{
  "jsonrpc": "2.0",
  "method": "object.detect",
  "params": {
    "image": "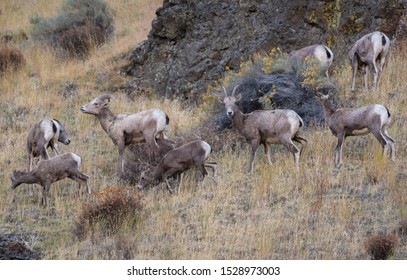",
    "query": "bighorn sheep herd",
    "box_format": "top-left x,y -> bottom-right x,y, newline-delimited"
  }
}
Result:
10,30 -> 397,206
